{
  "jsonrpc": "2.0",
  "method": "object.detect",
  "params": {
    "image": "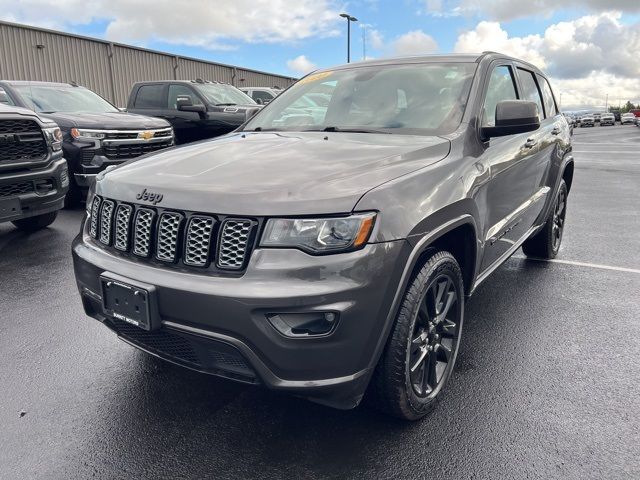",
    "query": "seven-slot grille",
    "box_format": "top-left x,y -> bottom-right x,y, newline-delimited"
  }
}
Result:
89,196 -> 256,271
